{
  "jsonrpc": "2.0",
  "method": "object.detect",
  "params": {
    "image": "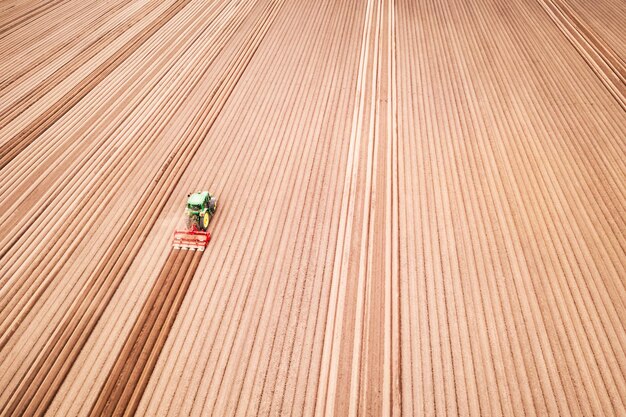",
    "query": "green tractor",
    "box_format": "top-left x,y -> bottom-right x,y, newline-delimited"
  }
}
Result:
184,191 -> 218,231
